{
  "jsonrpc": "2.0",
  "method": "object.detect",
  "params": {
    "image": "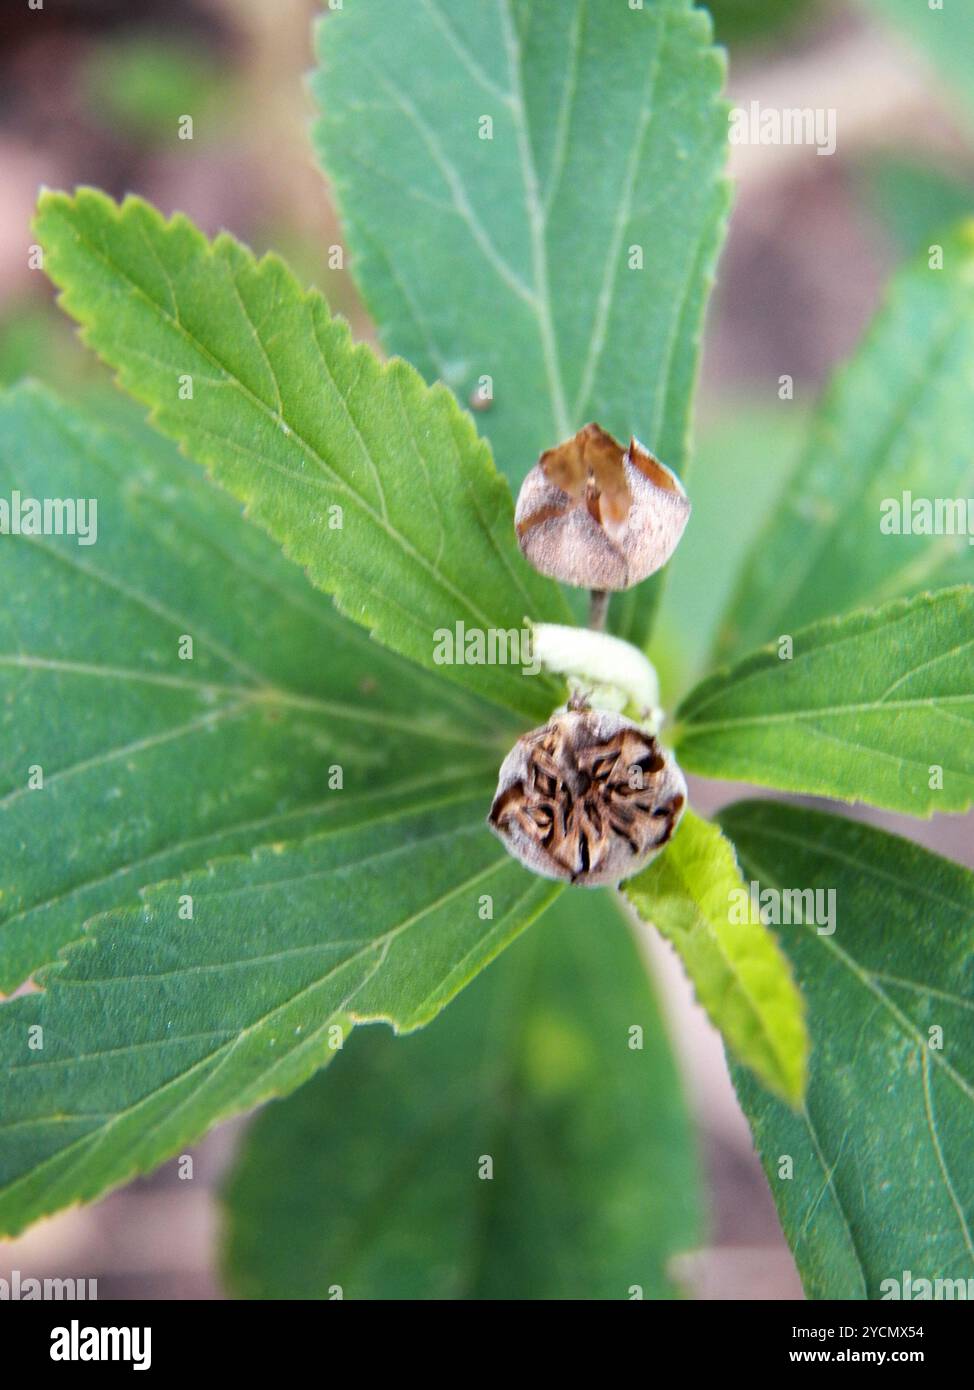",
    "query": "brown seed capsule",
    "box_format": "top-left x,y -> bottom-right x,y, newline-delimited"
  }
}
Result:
514,422 -> 690,590
488,708 -> 687,888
